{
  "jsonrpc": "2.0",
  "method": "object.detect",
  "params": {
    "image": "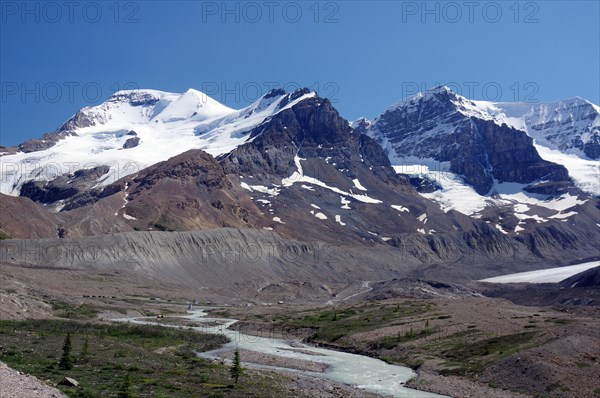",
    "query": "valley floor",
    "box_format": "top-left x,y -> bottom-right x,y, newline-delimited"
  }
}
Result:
0,261 -> 598,398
